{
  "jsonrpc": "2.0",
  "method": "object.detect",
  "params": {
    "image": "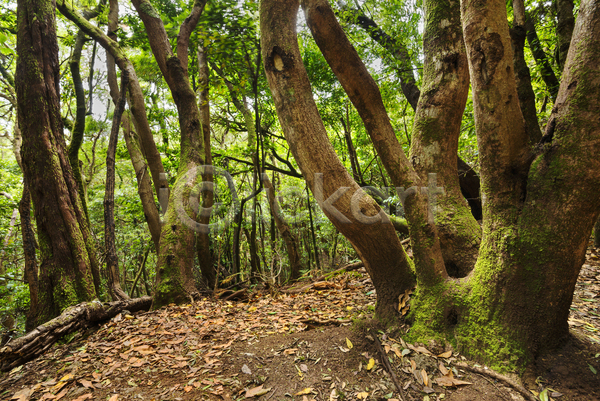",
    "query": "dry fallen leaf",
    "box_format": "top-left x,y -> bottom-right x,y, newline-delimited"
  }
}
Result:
245,385 -> 271,398
438,350 -> 452,358
435,371 -> 473,387
294,388 -> 314,396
